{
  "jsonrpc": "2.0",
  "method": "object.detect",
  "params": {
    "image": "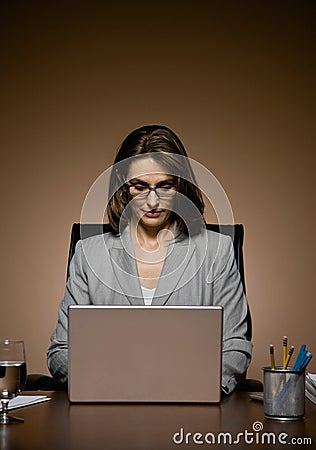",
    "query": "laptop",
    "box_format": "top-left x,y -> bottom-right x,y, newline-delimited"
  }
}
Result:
68,305 -> 223,403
